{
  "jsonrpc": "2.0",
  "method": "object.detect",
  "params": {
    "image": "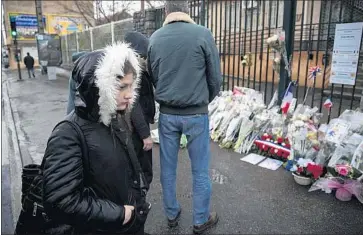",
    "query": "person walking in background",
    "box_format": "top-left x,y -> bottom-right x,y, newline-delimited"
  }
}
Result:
124,31 -> 156,186
23,52 -> 35,79
147,1 -> 222,234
